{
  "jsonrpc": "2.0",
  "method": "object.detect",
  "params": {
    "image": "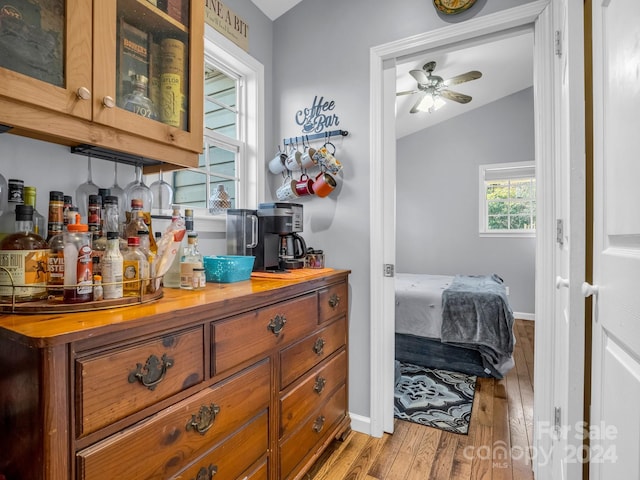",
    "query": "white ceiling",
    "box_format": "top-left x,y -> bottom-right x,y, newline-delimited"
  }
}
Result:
250,1 -> 534,139
251,0 -> 303,20
395,29 -> 534,138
